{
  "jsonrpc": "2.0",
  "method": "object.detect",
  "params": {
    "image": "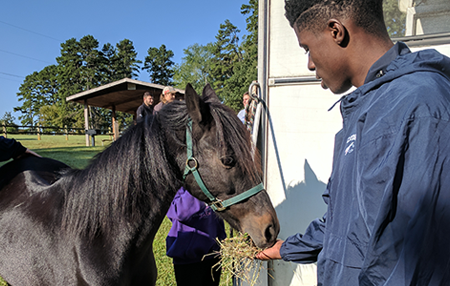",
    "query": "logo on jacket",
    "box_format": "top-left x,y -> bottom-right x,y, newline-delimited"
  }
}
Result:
345,134 -> 356,155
